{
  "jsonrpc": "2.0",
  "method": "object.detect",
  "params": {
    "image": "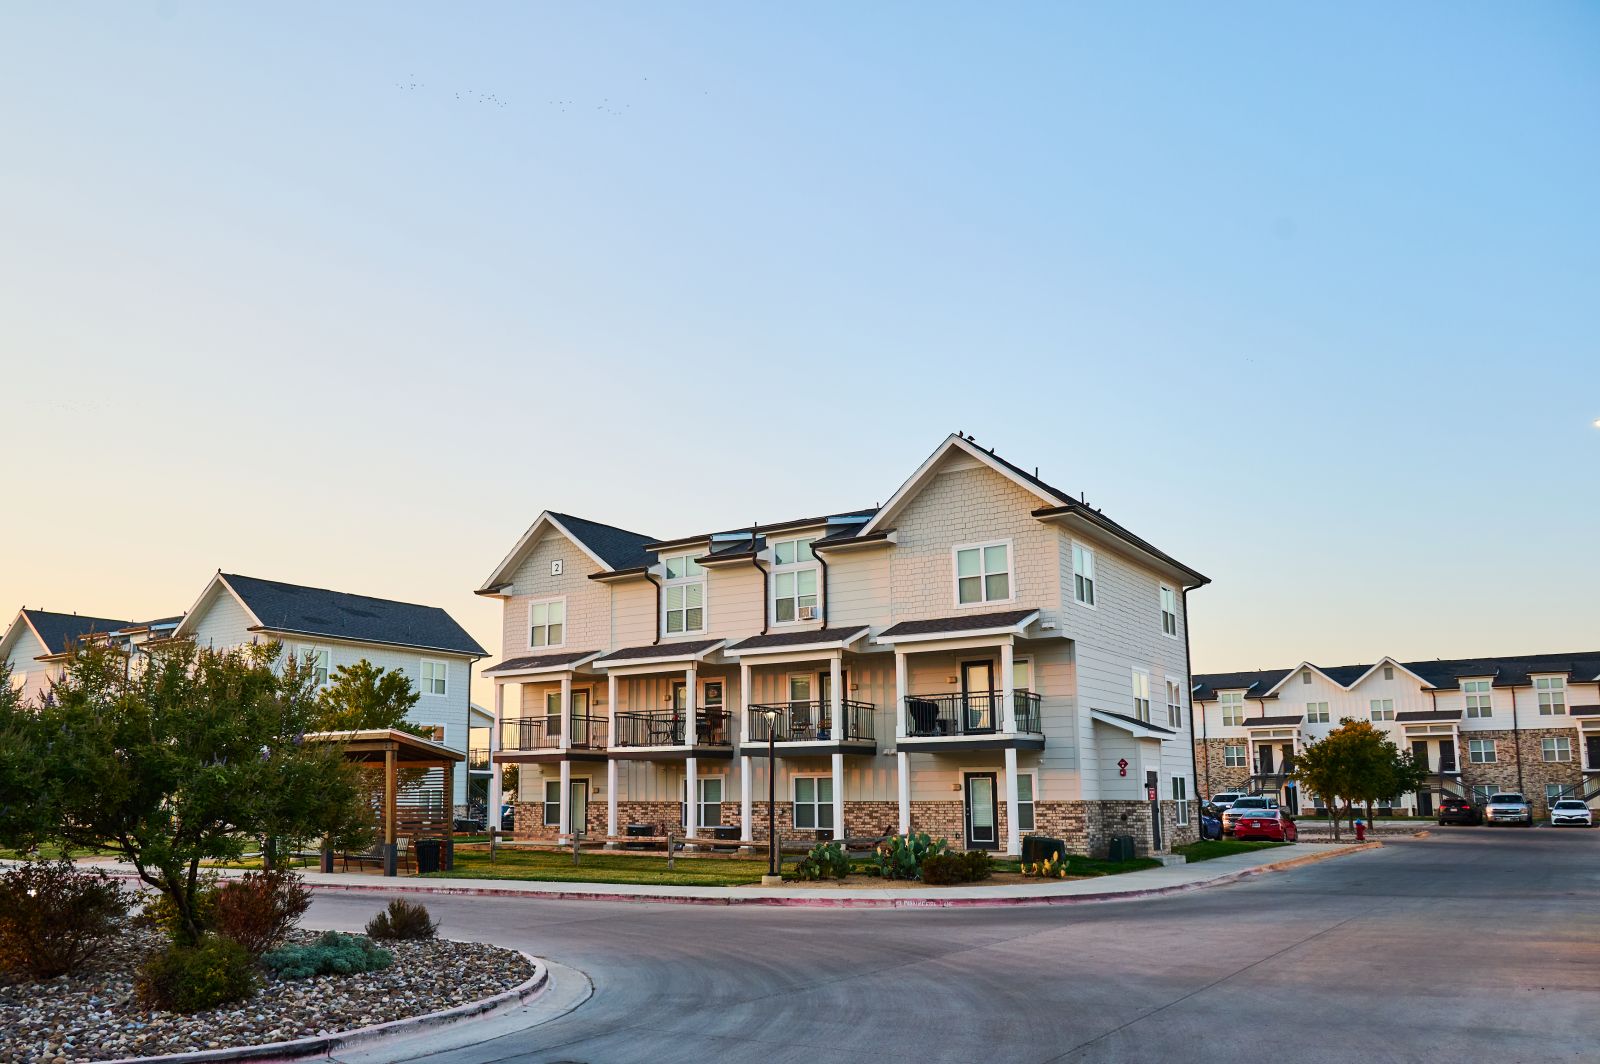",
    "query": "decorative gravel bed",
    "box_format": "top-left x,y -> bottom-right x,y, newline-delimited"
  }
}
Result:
0,927 -> 535,1063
